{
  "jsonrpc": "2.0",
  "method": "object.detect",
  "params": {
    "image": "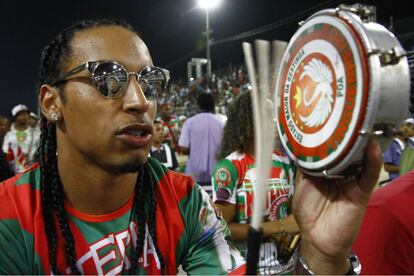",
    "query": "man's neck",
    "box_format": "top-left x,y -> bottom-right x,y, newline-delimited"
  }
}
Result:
245,143 -> 255,156
13,123 -> 27,131
57,146 -> 138,215
396,135 -> 406,143
152,141 -> 162,149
